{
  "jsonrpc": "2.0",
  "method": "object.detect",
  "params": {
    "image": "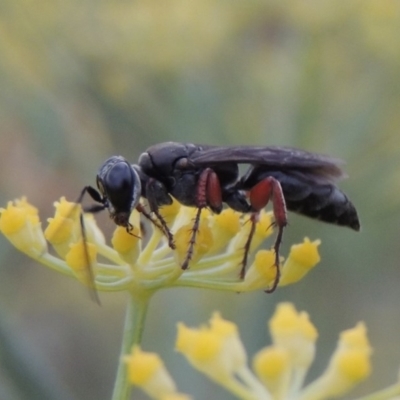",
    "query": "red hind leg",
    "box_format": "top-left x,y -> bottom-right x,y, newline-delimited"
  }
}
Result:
248,177 -> 287,292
